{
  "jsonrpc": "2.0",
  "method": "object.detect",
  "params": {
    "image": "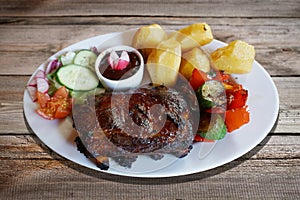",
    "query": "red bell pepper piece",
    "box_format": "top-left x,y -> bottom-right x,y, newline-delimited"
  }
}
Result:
225,107 -> 250,132
226,86 -> 248,110
189,69 -> 210,90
